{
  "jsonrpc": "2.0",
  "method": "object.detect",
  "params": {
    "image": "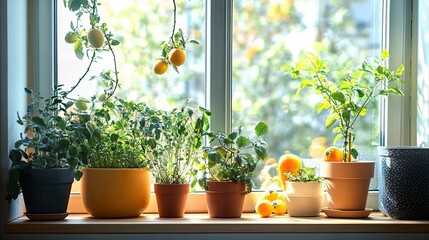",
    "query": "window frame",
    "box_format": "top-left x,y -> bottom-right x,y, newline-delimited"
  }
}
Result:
29,0 -> 418,213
